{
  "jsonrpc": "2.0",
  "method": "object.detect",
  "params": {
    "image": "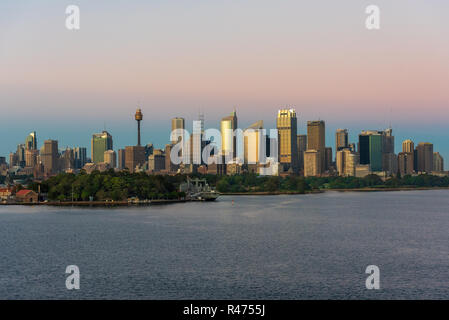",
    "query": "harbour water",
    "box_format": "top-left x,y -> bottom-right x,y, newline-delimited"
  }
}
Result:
0,190 -> 448,299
